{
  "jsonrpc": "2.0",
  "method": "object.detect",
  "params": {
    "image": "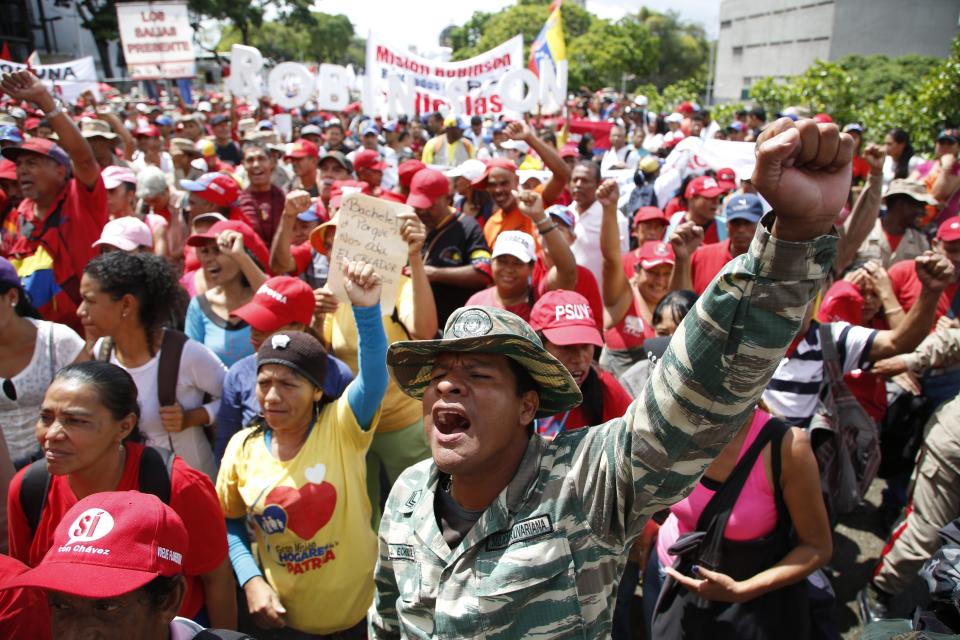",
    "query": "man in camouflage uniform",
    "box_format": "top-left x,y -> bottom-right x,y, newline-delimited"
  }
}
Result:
860,326 -> 960,622
369,119 -> 855,638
